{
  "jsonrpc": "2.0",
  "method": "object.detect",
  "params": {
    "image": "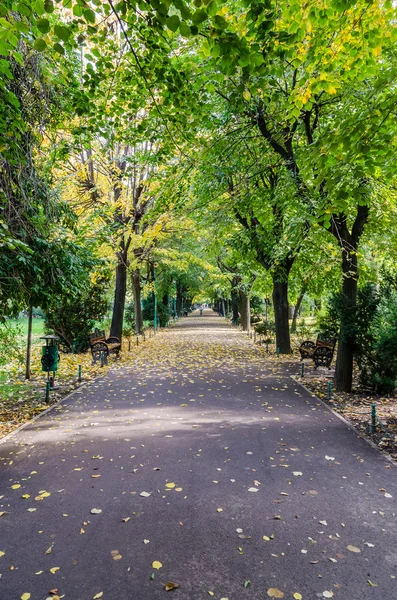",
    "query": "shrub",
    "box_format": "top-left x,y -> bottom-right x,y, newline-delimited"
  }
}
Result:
44,276 -> 110,352
0,322 -> 24,366
142,295 -> 170,327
